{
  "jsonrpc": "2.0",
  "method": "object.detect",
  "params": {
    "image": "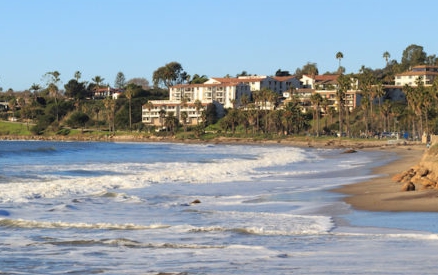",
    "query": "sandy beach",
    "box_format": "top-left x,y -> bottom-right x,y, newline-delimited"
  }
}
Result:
334,144 -> 438,212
